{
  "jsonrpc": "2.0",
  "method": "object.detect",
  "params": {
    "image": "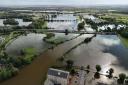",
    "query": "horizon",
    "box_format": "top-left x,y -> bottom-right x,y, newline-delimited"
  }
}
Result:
1,0 -> 128,7
1,4 -> 128,8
